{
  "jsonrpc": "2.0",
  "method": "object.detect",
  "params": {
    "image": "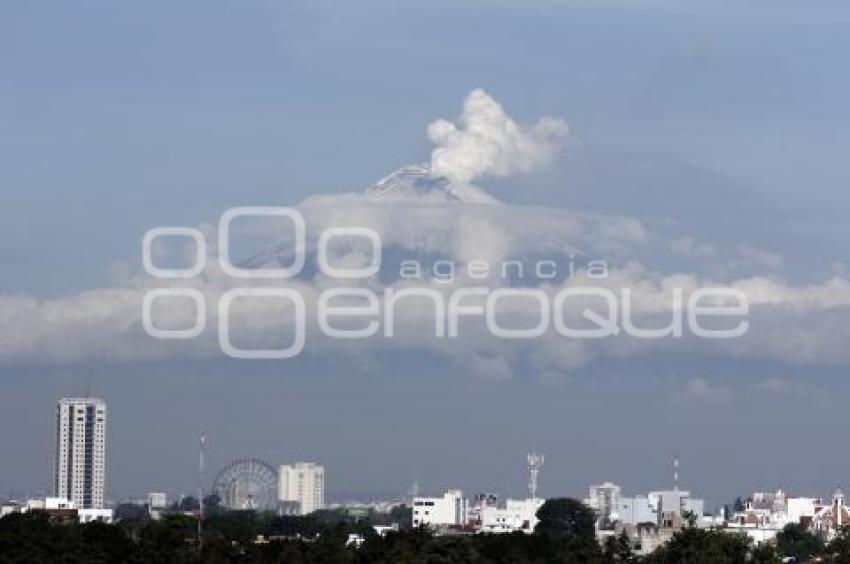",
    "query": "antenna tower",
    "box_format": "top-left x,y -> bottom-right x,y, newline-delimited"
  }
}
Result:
527,452 -> 544,501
